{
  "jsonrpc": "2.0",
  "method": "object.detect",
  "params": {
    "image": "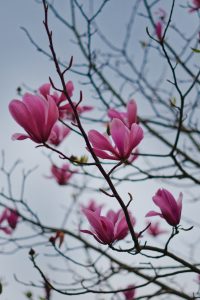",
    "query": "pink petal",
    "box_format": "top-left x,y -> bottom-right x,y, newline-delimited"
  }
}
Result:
79,106 -> 93,113
11,133 -> 30,141
44,96 -> 59,137
60,81 -> 74,102
110,118 -> 130,157
80,229 -> 105,244
155,21 -> 163,40
99,217 -> 114,243
127,100 -> 137,126
9,99 -> 40,140
82,209 -> 103,232
114,217 -> 129,240
177,192 -> 183,220
153,189 -> 179,222
38,83 -> 51,98
0,227 -> 12,235
88,130 -> 115,153
0,209 -> 8,224
90,148 -> 118,160
108,108 -> 125,124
